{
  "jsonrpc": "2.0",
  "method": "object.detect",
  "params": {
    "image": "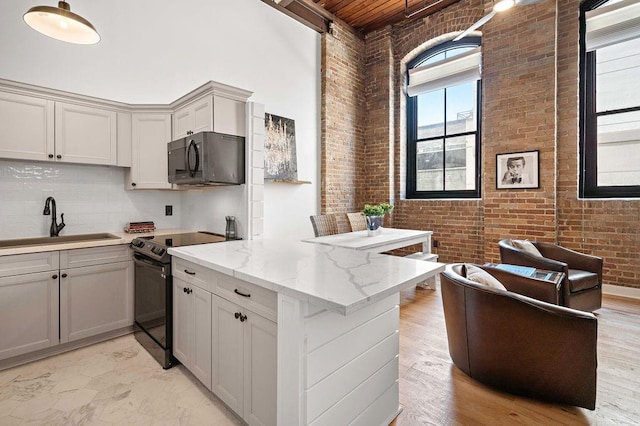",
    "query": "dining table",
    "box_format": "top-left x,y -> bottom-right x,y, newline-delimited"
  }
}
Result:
303,227 -> 442,288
